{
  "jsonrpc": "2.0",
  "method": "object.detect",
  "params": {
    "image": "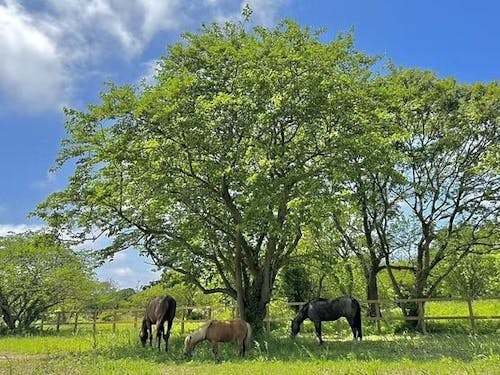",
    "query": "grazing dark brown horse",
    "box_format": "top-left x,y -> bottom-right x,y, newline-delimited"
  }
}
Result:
183,319 -> 252,360
291,296 -> 362,344
139,296 -> 176,351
